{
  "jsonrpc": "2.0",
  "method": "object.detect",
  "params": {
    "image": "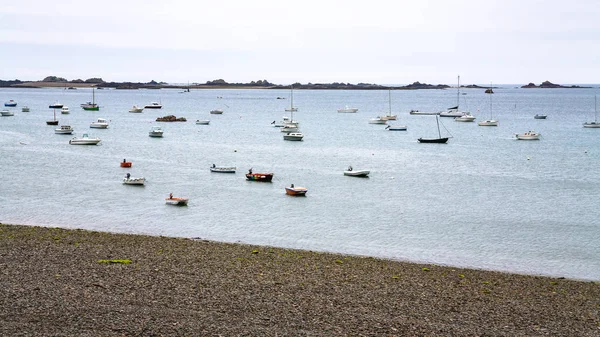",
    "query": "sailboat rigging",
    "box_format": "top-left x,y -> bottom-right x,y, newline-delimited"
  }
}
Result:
46,109 -> 58,125
583,95 -> 600,128
478,82 -> 498,126
285,84 -> 297,112
381,89 -> 397,120
81,88 -> 99,111
418,115 -> 449,143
